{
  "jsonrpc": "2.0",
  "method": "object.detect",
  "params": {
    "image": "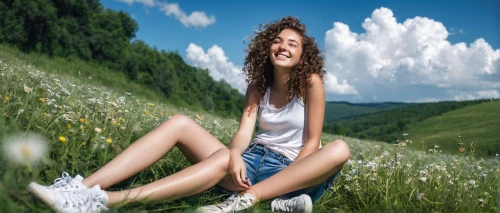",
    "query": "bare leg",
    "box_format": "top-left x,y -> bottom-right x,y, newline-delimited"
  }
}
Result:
79,114 -> 231,204
245,139 -> 350,201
